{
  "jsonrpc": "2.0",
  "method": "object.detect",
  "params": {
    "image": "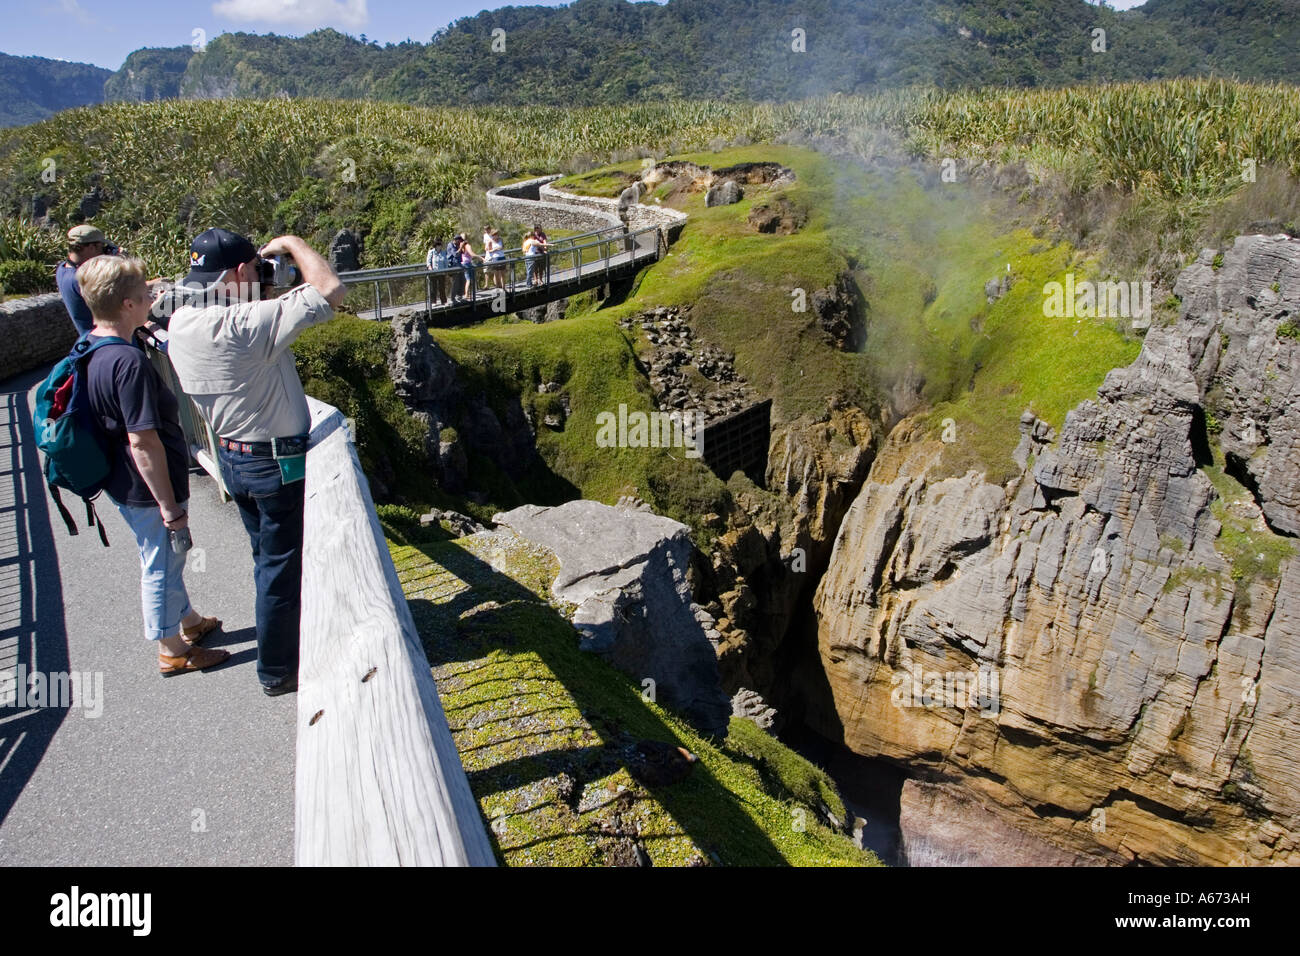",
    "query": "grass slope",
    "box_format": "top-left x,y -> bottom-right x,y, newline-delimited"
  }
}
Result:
392,529 -> 877,867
